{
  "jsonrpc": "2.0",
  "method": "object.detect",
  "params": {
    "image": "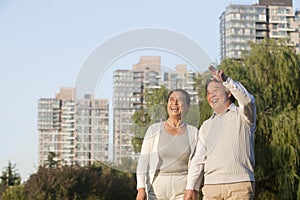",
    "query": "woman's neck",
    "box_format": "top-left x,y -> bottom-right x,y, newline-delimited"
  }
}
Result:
166,118 -> 184,128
